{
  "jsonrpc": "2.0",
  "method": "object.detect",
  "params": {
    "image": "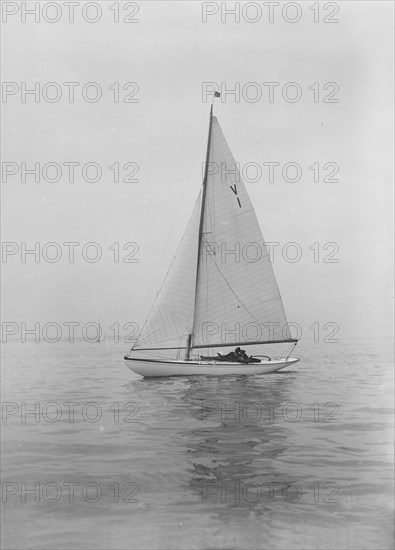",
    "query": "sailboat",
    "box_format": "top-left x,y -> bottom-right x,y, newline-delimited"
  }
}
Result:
124,100 -> 299,377
95,322 -> 105,343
